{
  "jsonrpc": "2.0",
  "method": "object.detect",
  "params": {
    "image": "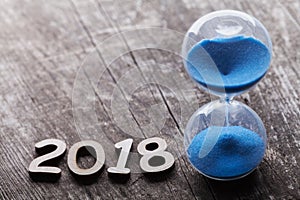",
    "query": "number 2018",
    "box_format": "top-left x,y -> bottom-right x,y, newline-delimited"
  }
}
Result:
28,137 -> 175,182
